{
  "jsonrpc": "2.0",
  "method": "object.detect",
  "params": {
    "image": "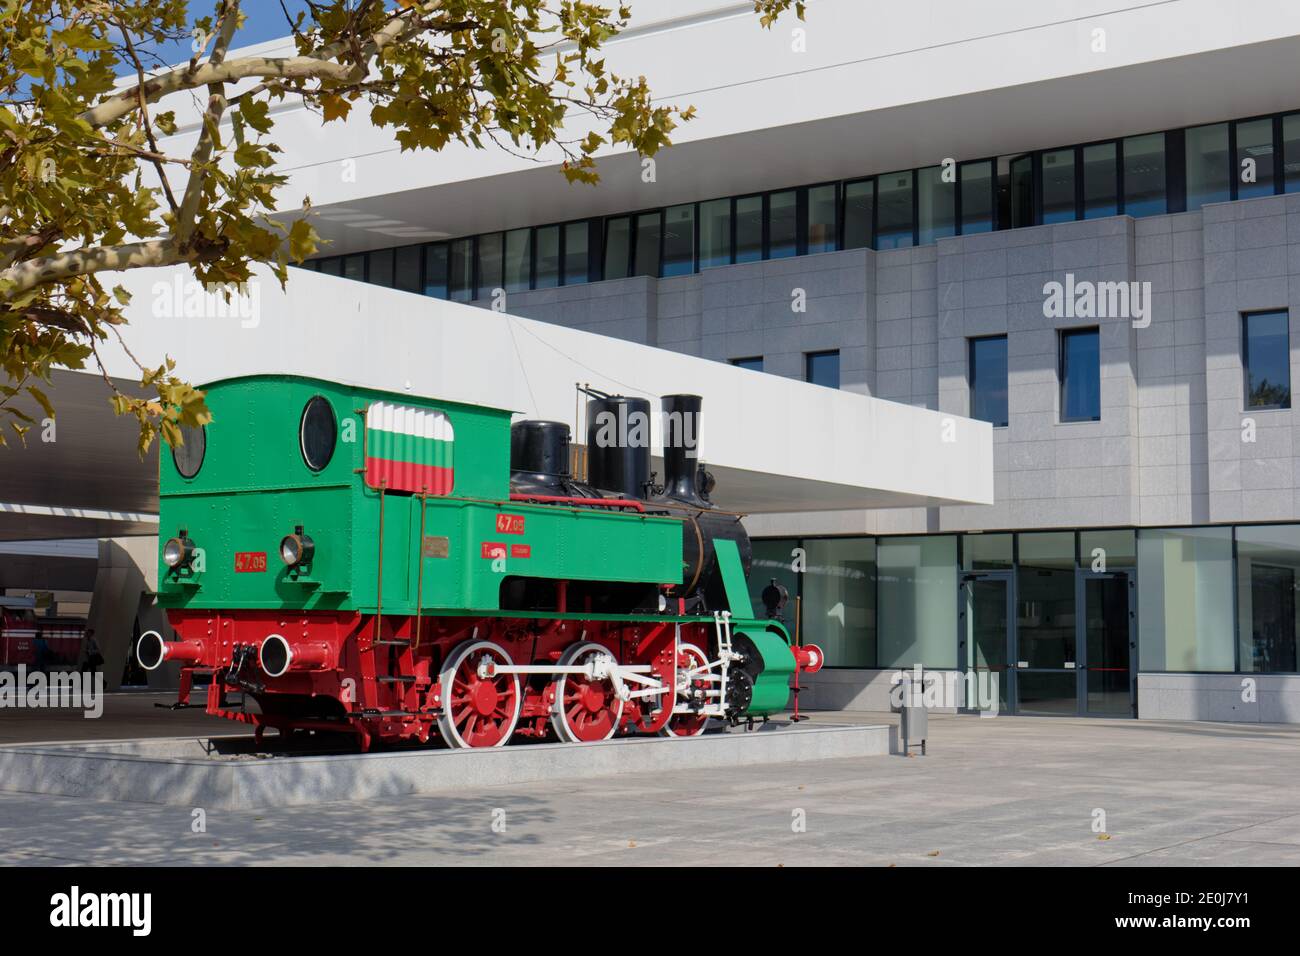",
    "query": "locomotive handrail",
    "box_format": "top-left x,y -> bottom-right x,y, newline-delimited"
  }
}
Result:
508,494 -> 646,513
